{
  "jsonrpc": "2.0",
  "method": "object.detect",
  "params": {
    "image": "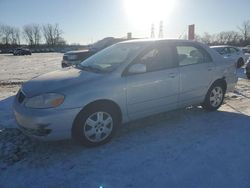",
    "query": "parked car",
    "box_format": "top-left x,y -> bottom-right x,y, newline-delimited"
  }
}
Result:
242,45 -> 250,54
61,37 -> 128,68
241,48 -> 250,54
210,45 -> 246,68
13,39 -> 238,147
13,48 -> 32,56
62,50 -> 95,68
